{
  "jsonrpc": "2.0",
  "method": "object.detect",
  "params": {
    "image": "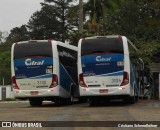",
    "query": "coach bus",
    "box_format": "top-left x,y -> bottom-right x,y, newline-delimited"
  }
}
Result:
11,40 -> 79,106
78,36 -> 142,105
